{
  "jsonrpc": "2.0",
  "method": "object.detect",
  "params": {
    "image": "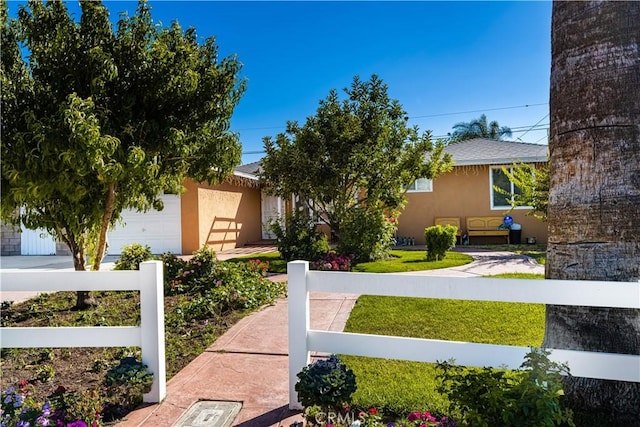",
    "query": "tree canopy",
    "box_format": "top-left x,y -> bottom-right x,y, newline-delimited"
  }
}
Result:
260,74 -> 453,261
1,0 -> 245,306
494,160 -> 549,221
448,114 -> 512,143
